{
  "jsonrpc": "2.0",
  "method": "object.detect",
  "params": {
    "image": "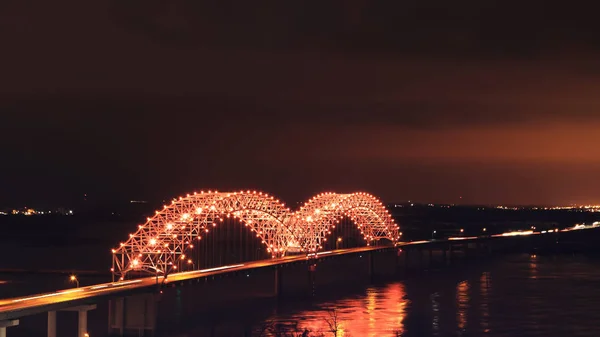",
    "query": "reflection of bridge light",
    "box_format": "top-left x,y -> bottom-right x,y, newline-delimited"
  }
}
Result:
456,281 -> 469,330
11,288 -> 84,303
